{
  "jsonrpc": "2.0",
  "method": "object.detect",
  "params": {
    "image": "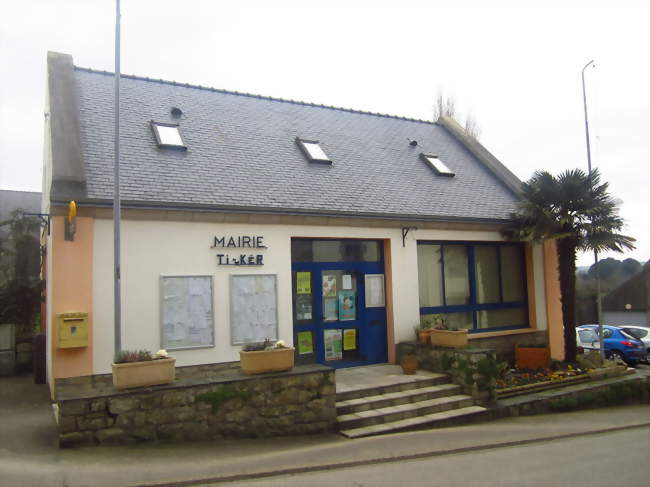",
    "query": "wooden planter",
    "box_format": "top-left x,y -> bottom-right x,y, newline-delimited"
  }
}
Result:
515,346 -> 550,370
430,329 -> 468,348
112,357 -> 176,390
239,348 -> 295,375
